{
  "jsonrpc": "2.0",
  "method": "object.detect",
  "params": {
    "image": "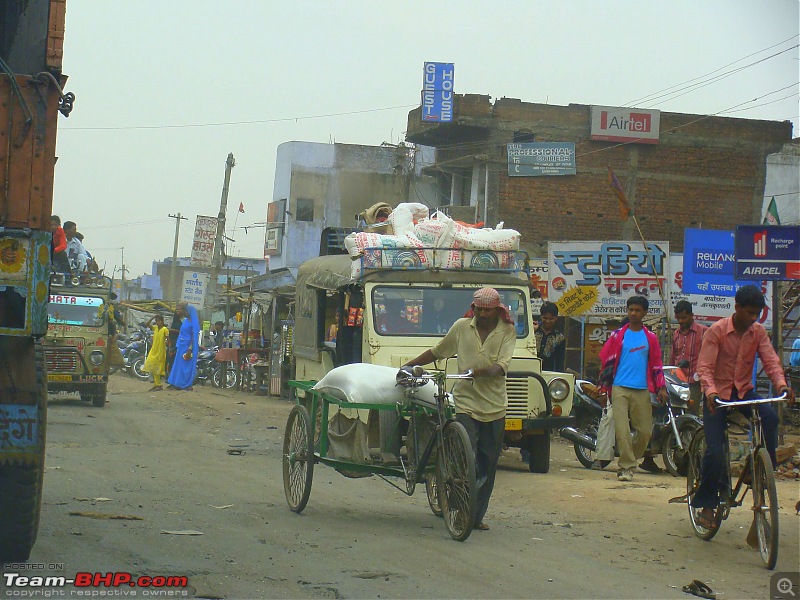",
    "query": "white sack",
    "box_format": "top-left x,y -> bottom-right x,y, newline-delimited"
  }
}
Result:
313,363 -> 443,407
